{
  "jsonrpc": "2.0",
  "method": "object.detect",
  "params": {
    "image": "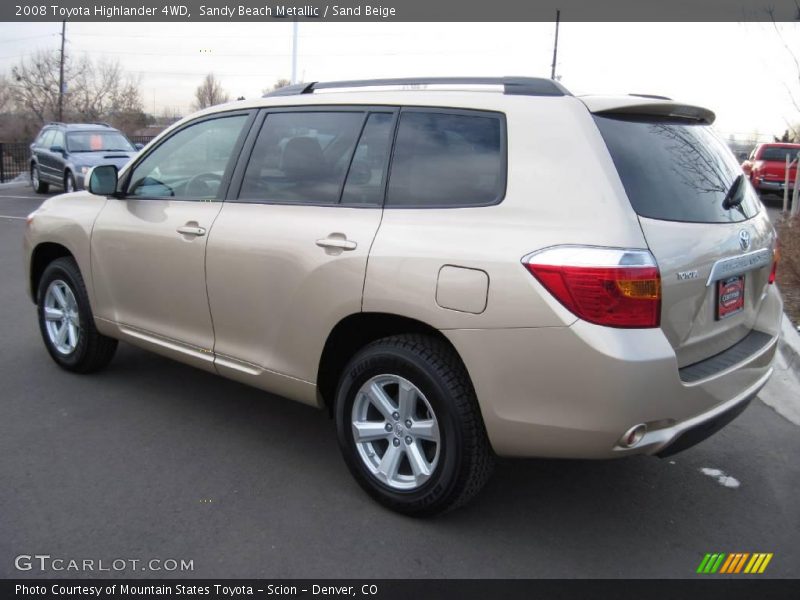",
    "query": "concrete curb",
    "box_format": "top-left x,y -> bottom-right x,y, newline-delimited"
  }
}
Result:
760,314 -> 800,426
779,314 -> 800,374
